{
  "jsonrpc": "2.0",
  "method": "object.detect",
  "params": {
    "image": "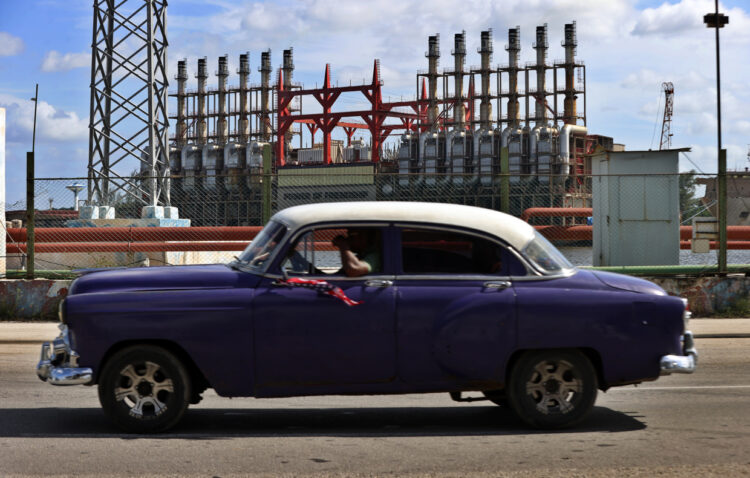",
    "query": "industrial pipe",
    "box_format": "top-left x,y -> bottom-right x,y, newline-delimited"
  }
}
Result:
559,124 -> 587,179
9,236 -> 750,254
6,242 -> 251,254
521,207 -> 592,221
6,227 -> 262,243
